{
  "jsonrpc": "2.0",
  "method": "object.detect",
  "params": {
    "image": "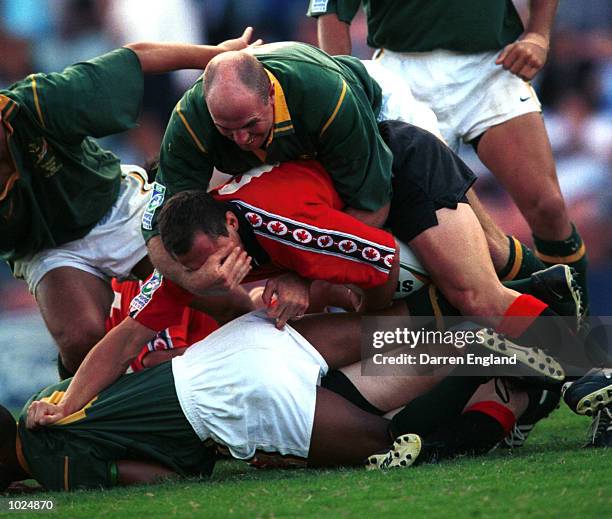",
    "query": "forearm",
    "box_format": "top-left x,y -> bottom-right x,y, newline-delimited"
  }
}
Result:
317,14 -> 352,55
344,203 -> 390,229
124,42 -> 226,74
361,240 -> 400,311
524,0 -> 558,42
59,319 -> 155,415
147,235 -> 187,285
190,287 -> 255,324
